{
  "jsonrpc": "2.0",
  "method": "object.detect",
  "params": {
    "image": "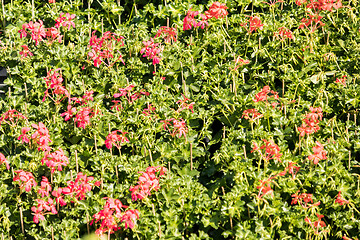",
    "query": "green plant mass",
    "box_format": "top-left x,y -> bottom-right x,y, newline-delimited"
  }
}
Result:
0,0 -> 360,239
